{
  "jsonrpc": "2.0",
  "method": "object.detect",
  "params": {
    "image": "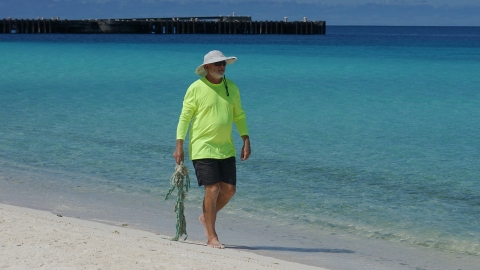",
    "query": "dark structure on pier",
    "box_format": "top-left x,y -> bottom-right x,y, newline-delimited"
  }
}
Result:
0,16 -> 326,35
